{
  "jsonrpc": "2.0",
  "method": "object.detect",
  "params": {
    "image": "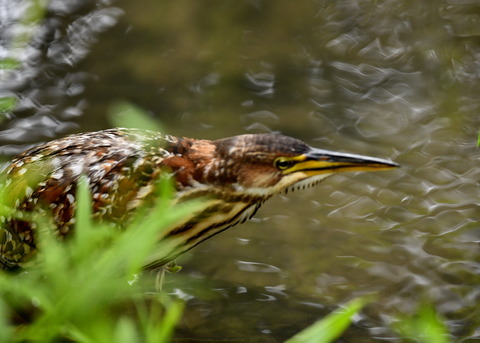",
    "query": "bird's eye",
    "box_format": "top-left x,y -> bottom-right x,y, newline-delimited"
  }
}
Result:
274,158 -> 293,170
